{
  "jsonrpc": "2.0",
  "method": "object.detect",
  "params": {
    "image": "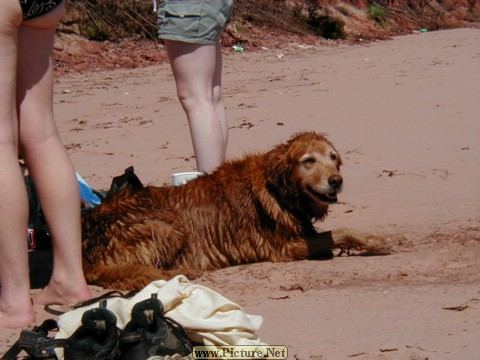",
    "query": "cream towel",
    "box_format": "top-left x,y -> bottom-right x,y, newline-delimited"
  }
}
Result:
54,275 -> 265,359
